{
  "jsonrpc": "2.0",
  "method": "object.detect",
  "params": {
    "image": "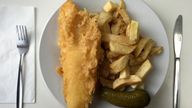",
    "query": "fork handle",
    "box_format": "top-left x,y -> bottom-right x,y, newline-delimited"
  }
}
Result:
16,54 -> 23,108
